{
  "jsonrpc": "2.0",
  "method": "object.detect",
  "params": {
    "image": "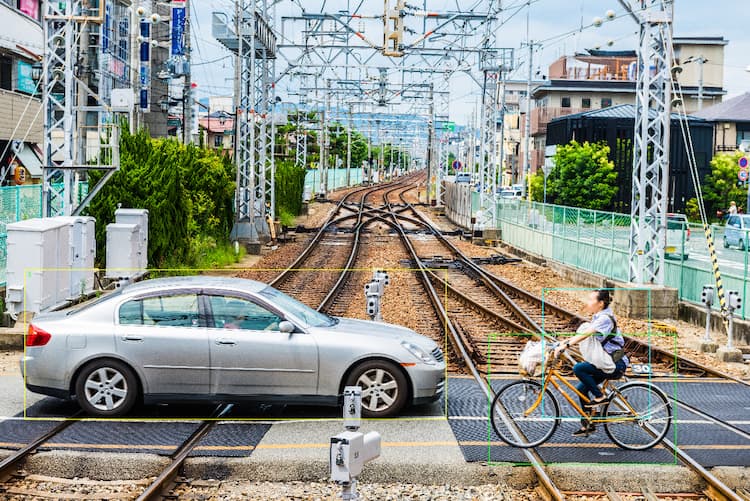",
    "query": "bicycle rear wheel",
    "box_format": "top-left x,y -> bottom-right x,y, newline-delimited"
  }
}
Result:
491,380 -> 559,448
603,382 -> 672,450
